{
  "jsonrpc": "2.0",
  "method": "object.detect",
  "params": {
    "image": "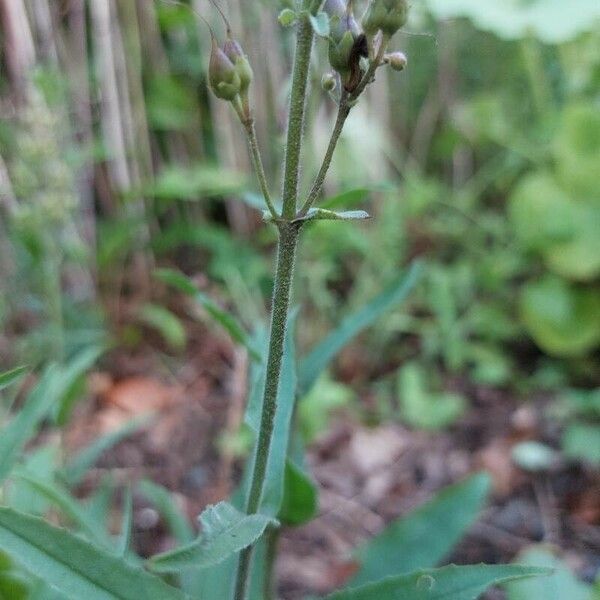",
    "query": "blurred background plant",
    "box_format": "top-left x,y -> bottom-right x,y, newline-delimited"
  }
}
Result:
0,0 -> 599,598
